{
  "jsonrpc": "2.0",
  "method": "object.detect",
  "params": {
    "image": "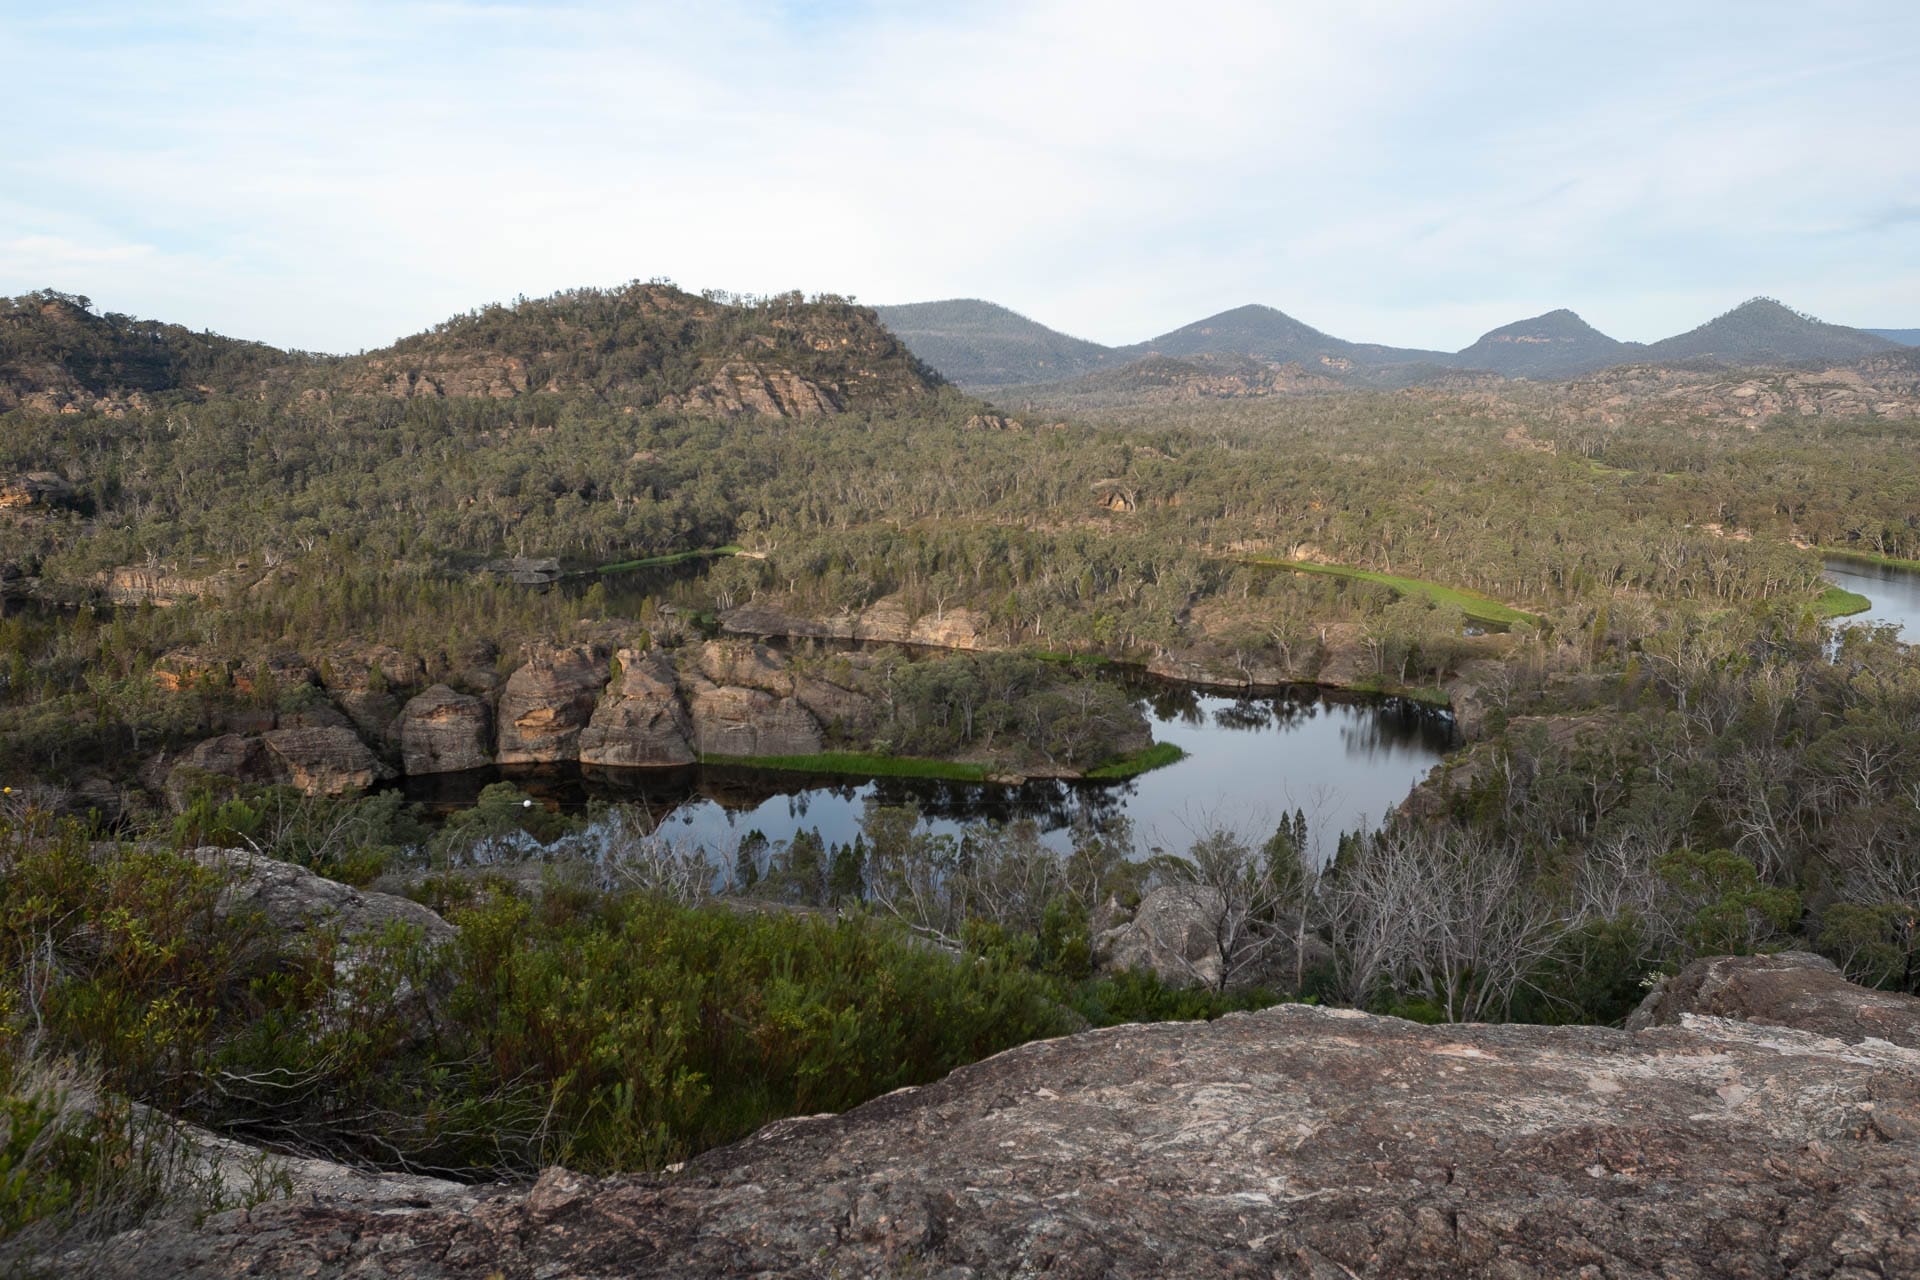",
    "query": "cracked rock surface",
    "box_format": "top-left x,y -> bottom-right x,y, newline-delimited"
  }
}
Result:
62,954 -> 1920,1278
